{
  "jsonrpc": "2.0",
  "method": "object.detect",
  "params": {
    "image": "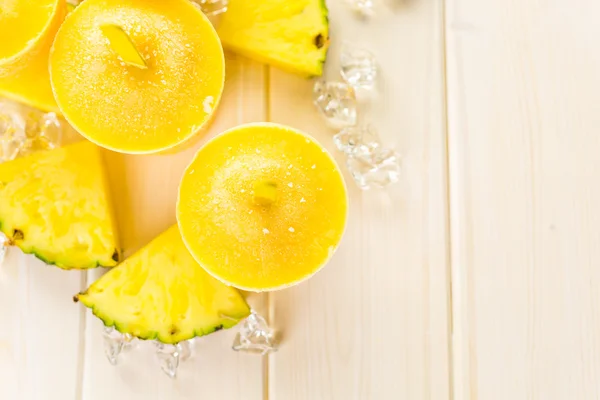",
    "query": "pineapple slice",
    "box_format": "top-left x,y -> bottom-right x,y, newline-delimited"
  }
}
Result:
75,226 -> 251,343
217,0 -> 330,77
0,141 -> 119,269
